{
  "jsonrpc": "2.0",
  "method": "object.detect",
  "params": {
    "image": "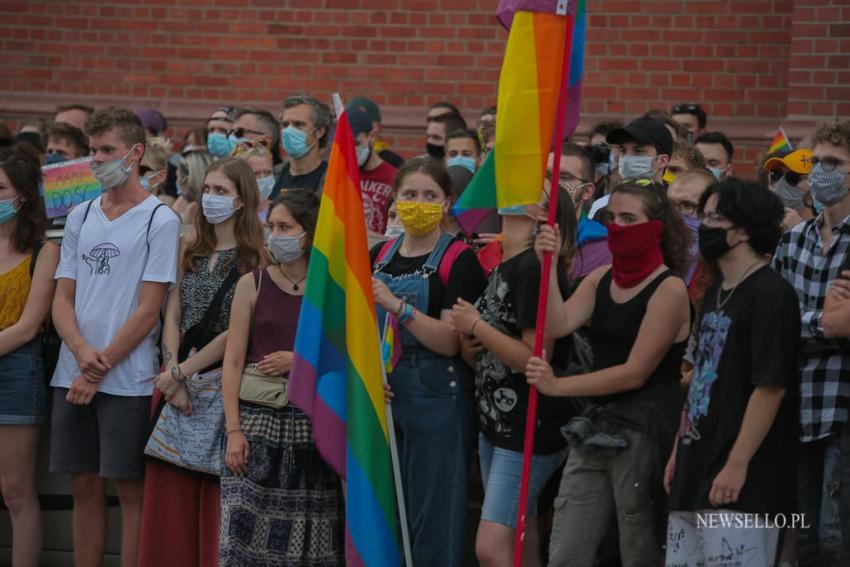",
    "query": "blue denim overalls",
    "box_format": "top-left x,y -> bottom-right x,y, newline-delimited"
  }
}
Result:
374,232 -> 475,567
